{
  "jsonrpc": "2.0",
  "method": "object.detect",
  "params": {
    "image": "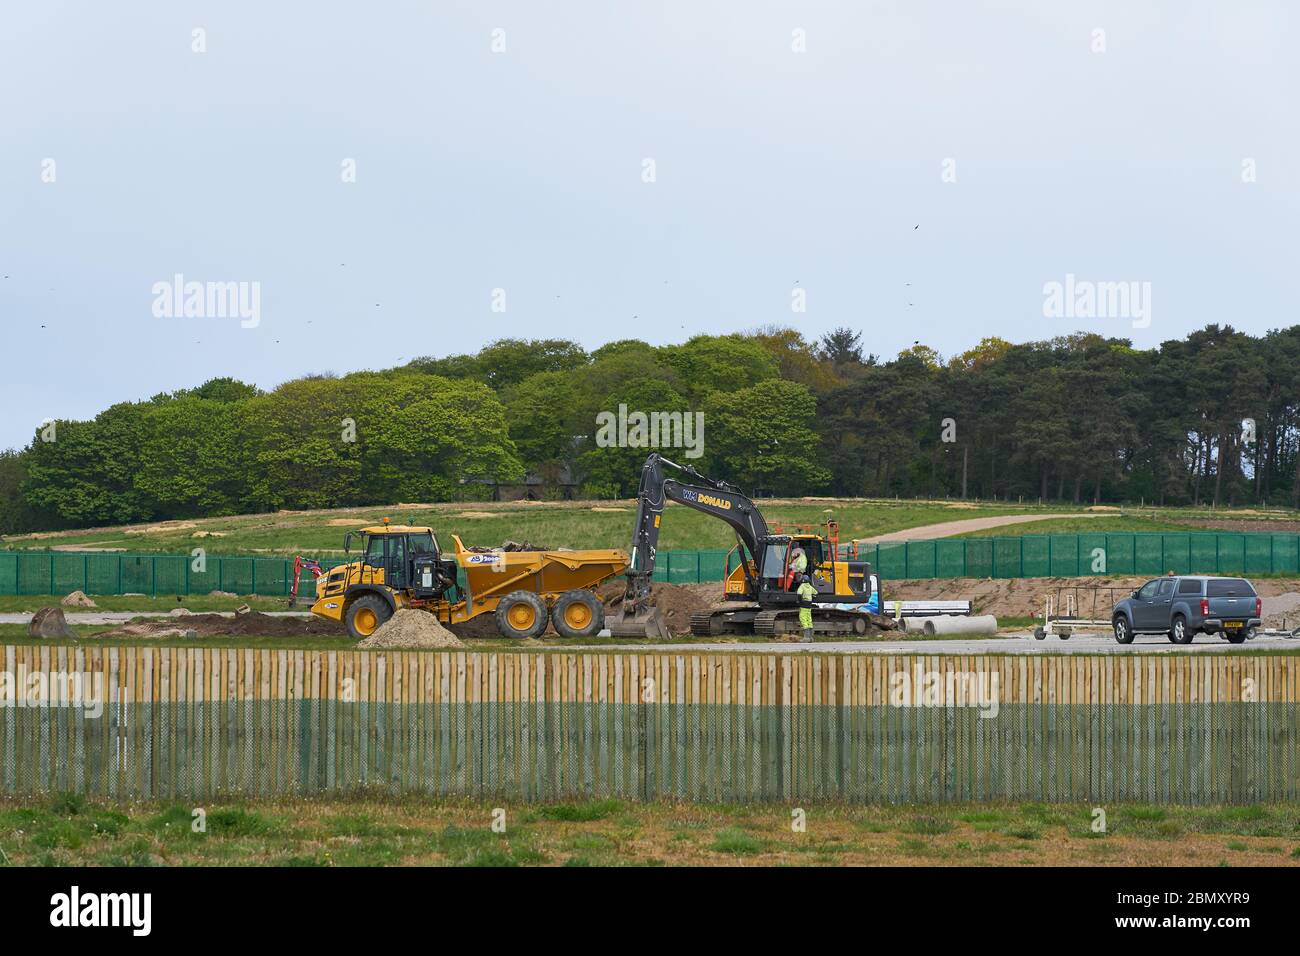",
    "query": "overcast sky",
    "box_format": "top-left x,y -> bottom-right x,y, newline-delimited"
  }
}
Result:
2,1 -> 1296,451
